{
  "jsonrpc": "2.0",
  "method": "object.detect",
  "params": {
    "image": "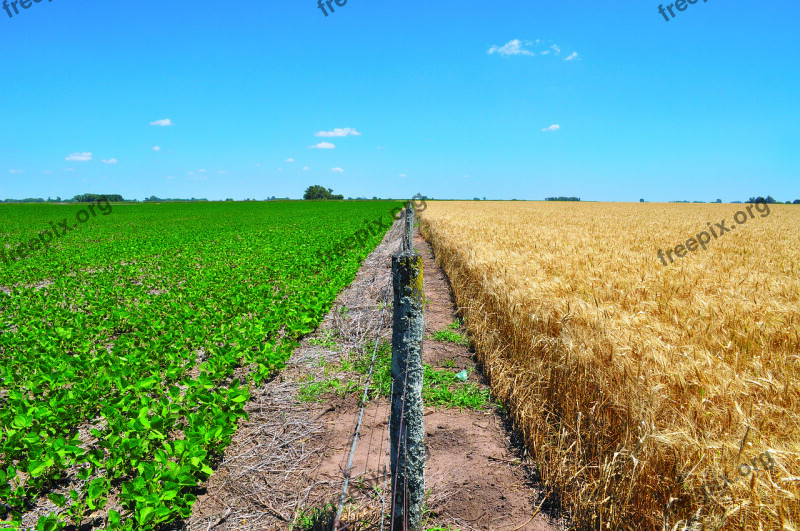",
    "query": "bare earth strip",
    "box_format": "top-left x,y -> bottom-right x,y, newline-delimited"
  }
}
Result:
186,217 -> 562,530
